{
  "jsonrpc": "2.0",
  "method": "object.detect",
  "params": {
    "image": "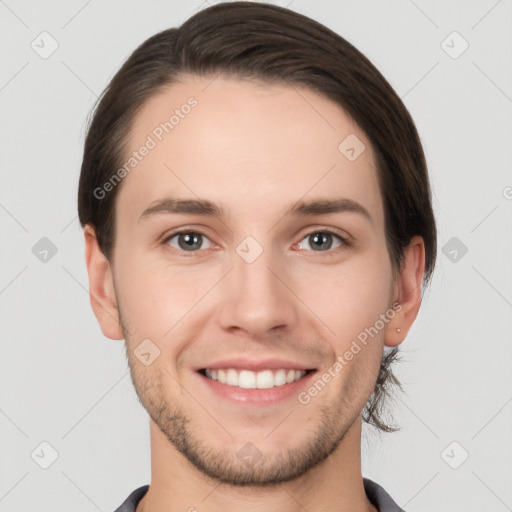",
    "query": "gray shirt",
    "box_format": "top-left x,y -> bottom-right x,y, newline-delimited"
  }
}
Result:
113,478 -> 406,511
